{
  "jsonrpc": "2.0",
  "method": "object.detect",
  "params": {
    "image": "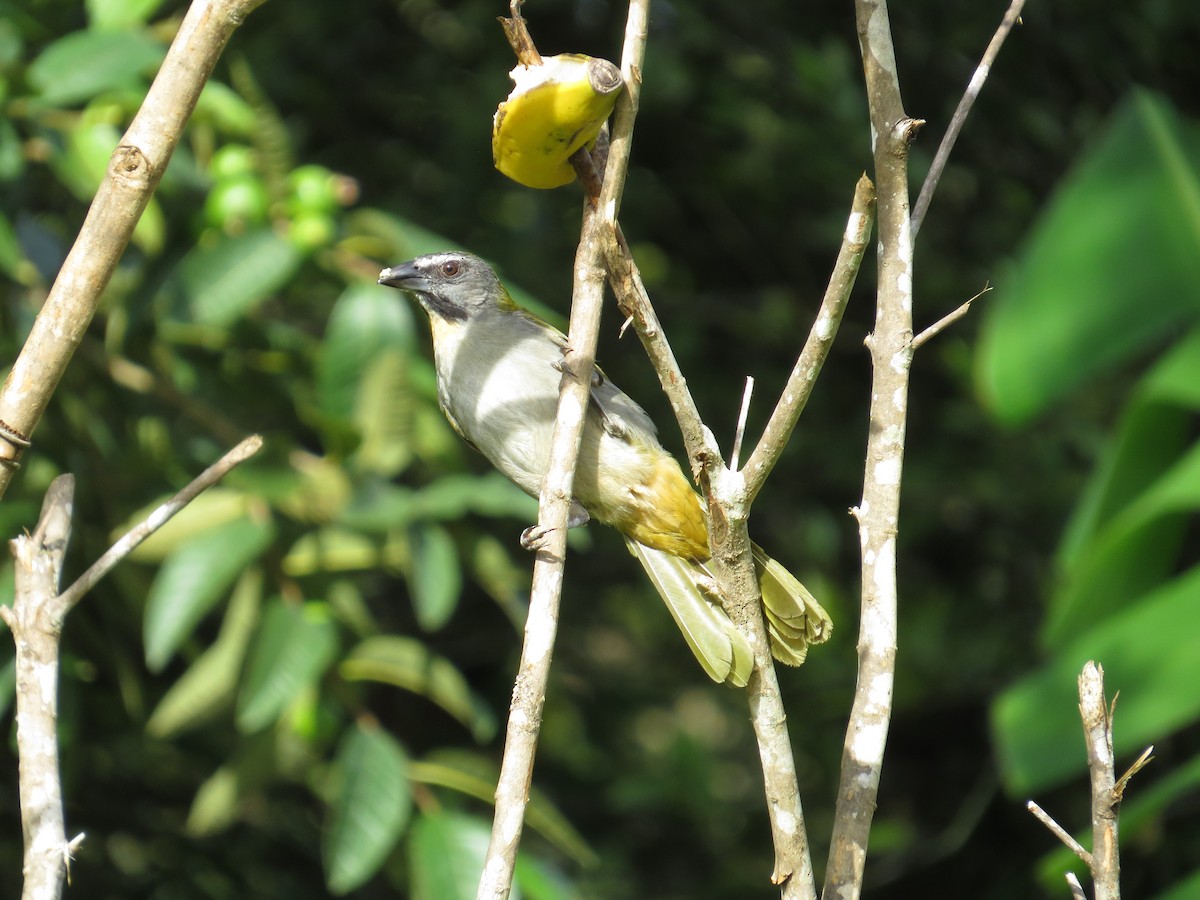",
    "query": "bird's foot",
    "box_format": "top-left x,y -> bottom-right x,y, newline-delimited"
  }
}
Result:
520,524 -> 556,552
